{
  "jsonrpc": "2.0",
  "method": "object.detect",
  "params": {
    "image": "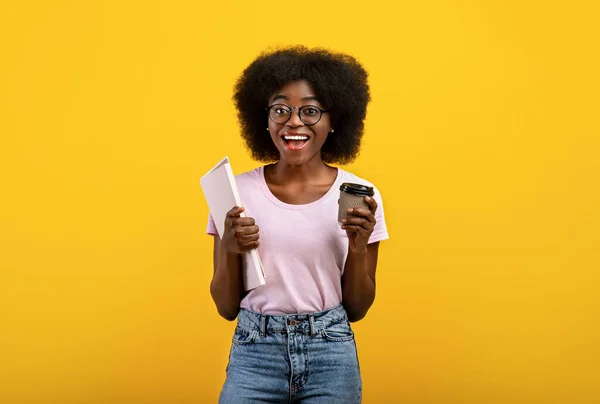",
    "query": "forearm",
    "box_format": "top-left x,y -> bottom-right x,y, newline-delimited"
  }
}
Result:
342,248 -> 375,322
210,247 -> 245,321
